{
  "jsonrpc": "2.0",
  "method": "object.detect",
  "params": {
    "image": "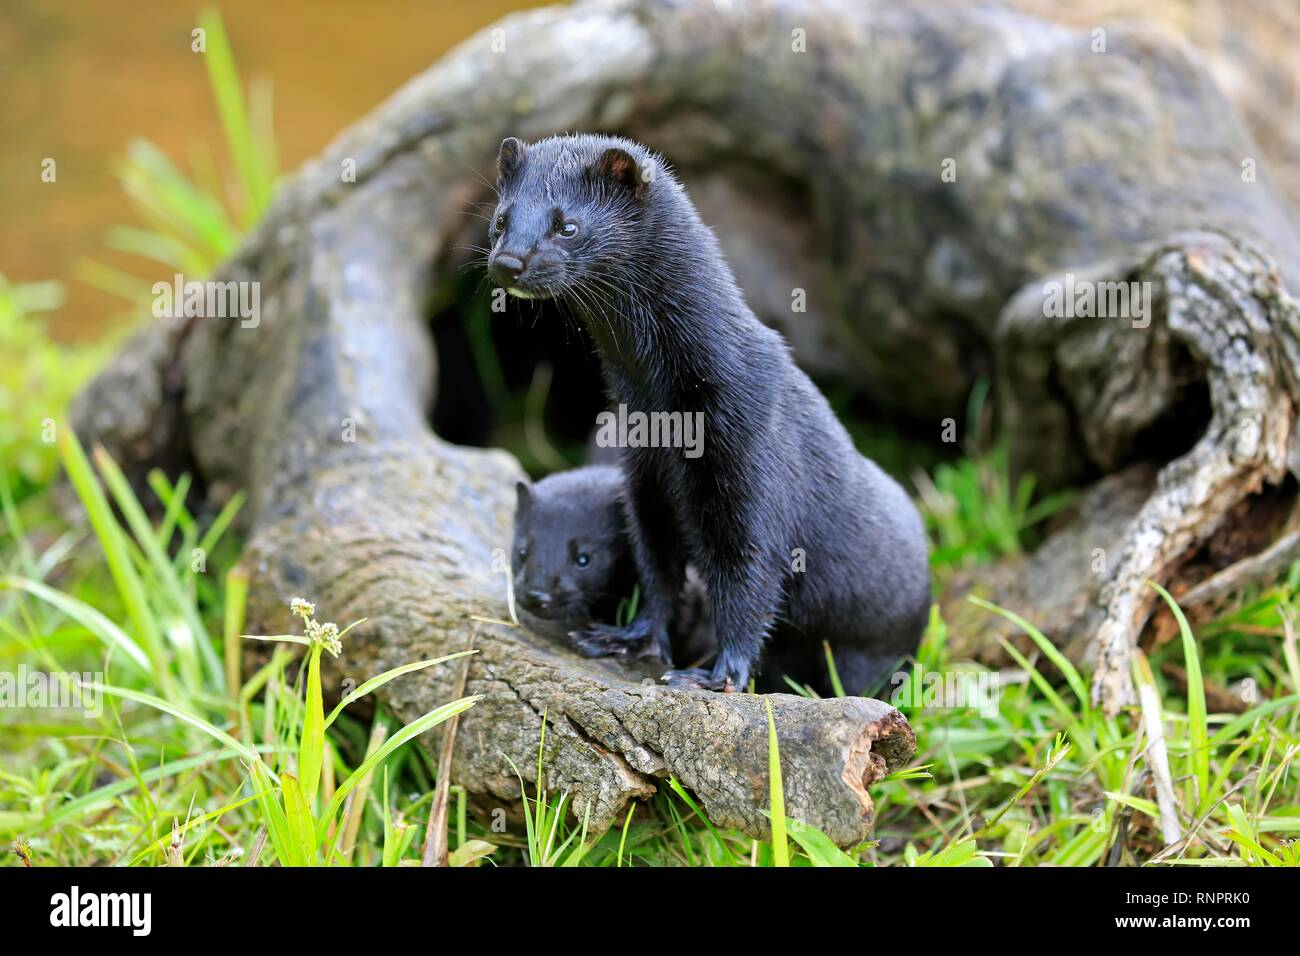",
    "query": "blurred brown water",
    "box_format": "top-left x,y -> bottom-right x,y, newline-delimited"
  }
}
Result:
0,0 -> 551,341
4,0 -> 1294,344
